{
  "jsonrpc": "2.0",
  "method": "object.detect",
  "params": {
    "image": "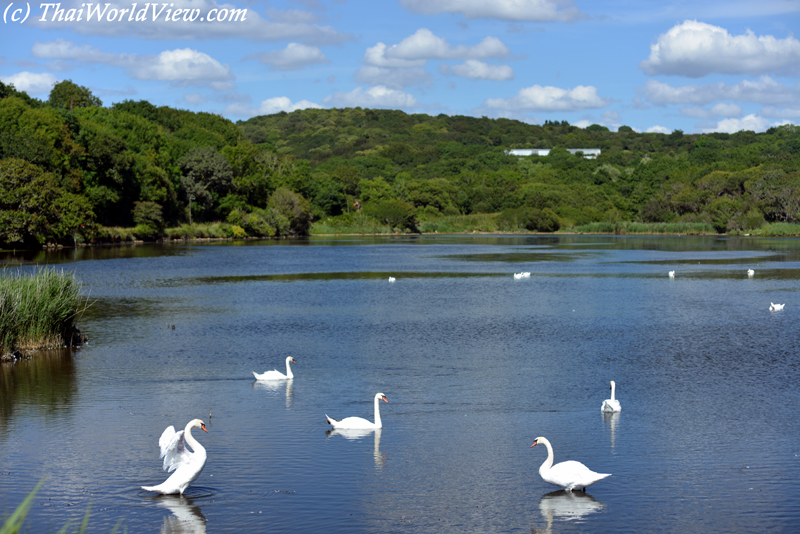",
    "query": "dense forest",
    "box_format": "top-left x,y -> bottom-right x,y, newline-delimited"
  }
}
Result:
2,79 -> 800,248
